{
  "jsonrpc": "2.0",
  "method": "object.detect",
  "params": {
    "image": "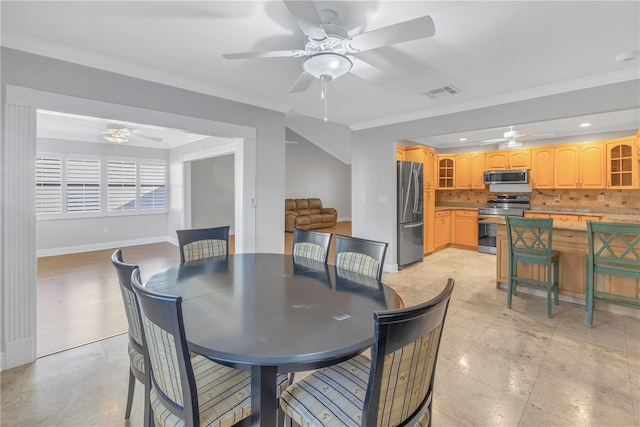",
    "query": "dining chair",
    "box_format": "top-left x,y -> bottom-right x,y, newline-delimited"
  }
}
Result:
130,267 -> 288,426
111,249 -> 151,427
586,220 -> 640,328
292,228 -> 332,263
334,234 -> 388,281
505,216 -> 559,318
176,225 -> 230,263
280,278 -> 455,427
